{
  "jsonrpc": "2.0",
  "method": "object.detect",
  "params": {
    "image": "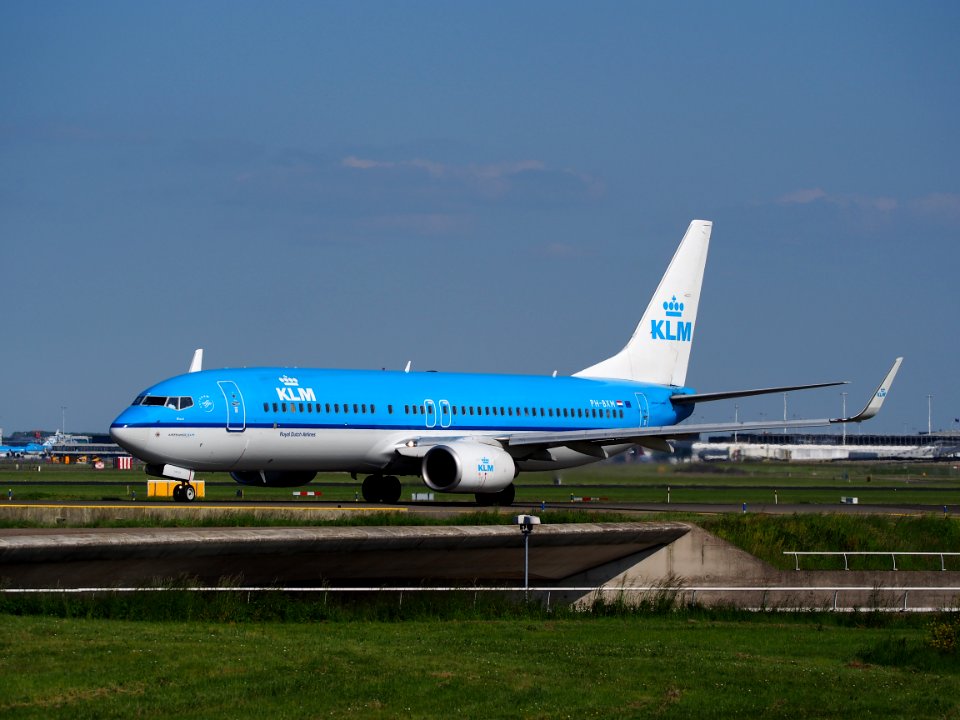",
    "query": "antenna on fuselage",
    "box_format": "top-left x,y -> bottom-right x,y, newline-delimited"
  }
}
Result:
404,360 -> 411,373
188,348 -> 203,373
